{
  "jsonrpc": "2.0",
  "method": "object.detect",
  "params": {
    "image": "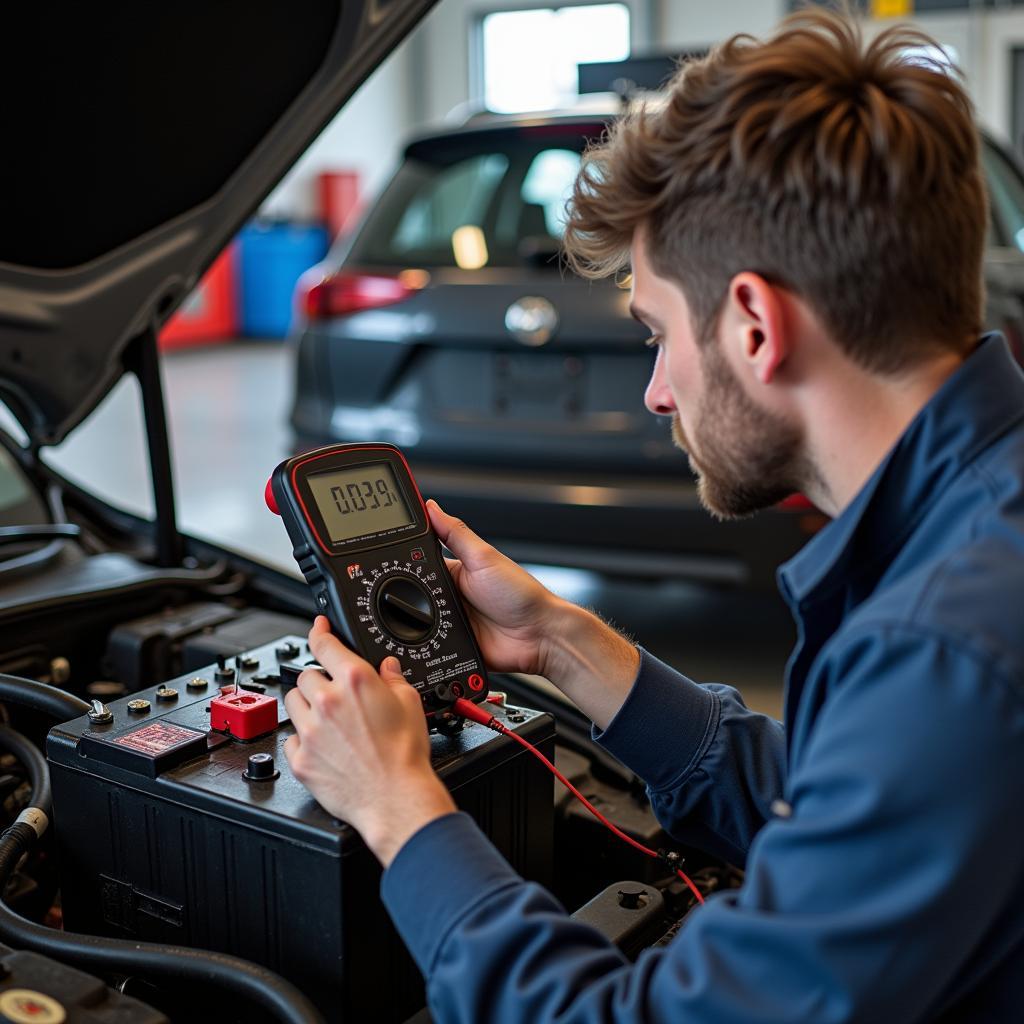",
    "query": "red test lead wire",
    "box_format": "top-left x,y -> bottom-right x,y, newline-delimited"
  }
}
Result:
450,698 -> 705,906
